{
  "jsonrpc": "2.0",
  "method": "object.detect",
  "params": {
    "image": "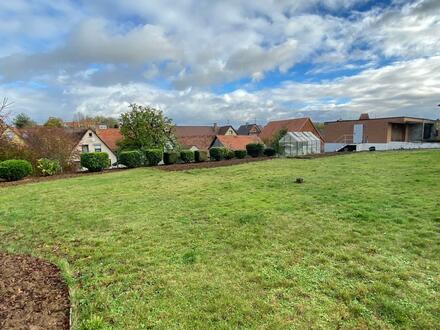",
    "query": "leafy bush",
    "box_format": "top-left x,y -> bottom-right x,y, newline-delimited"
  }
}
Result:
225,149 -> 235,160
246,143 -> 264,157
163,151 -> 178,165
80,152 -> 109,172
210,147 -> 227,161
180,150 -> 194,163
119,150 -> 144,168
37,158 -> 61,176
263,147 -> 276,157
234,150 -> 247,159
144,149 -> 163,166
0,159 -> 33,181
194,150 -> 208,162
